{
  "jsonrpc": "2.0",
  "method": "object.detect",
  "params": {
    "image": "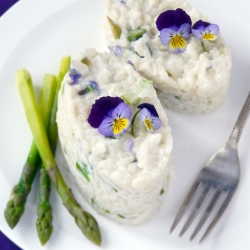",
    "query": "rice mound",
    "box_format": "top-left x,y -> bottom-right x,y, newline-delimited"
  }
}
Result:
104,0 -> 232,113
57,48 -> 174,224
